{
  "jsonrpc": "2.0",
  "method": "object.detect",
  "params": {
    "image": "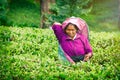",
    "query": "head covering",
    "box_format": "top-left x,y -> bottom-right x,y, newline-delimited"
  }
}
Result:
62,16 -> 89,40
62,16 -> 86,31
